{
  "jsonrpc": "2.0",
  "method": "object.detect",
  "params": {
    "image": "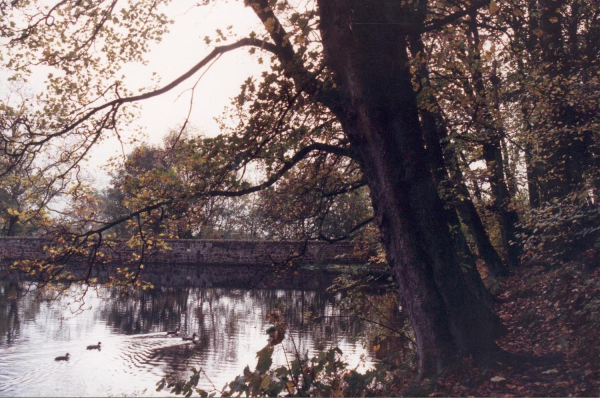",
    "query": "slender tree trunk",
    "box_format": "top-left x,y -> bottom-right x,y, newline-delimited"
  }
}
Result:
6,215 -> 18,237
520,88 -> 541,208
318,0 -> 505,377
514,10 -> 542,208
482,141 -> 521,268
409,36 -> 509,279
468,14 -> 522,268
419,106 -> 495,297
535,0 -> 591,201
501,138 -> 518,197
524,148 -> 541,207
